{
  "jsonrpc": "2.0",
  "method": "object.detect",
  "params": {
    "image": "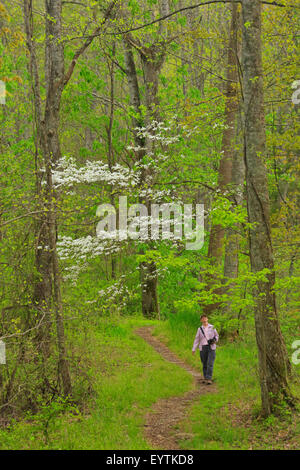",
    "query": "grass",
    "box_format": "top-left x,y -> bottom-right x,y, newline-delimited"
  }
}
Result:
153,315 -> 300,450
0,316 -> 193,450
0,313 -> 298,450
